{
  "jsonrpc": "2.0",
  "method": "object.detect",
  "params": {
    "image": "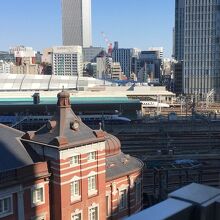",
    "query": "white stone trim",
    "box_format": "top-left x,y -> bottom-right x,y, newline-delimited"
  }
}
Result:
52,163 -> 105,177
51,158 -> 105,172
70,177 -> 81,202
69,154 -> 80,167
59,141 -> 105,160
31,213 -> 46,220
118,184 -> 129,191
71,209 -> 82,220
52,170 -> 106,186
71,176 -> 81,181
88,172 -> 98,196
88,171 -> 97,177
88,203 -> 99,220
31,183 -> 45,207
106,194 -> 111,217
0,194 -> 13,218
